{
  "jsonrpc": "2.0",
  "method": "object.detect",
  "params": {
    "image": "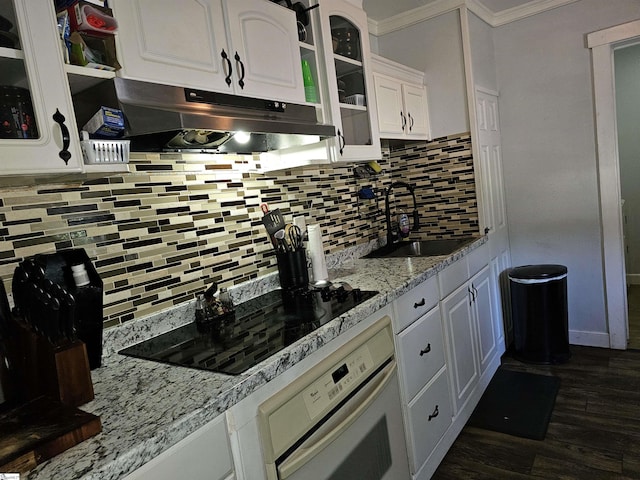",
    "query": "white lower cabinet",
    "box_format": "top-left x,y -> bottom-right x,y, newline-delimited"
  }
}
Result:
123,413 -> 234,480
440,281 -> 478,414
394,284 -> 453,477
440,244 -> 496,414
406,369 -> 453,476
